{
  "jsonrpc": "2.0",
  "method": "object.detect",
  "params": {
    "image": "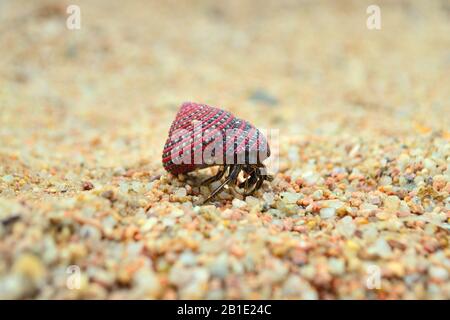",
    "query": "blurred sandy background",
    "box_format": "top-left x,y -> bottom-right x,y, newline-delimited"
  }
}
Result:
0,0 -> 449,299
